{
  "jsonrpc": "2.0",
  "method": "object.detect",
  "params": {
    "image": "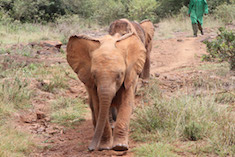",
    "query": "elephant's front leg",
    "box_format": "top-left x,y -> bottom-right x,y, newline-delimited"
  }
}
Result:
112,87 -> 134,151
99,119 -> 112,150
87,88 -> 98,129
